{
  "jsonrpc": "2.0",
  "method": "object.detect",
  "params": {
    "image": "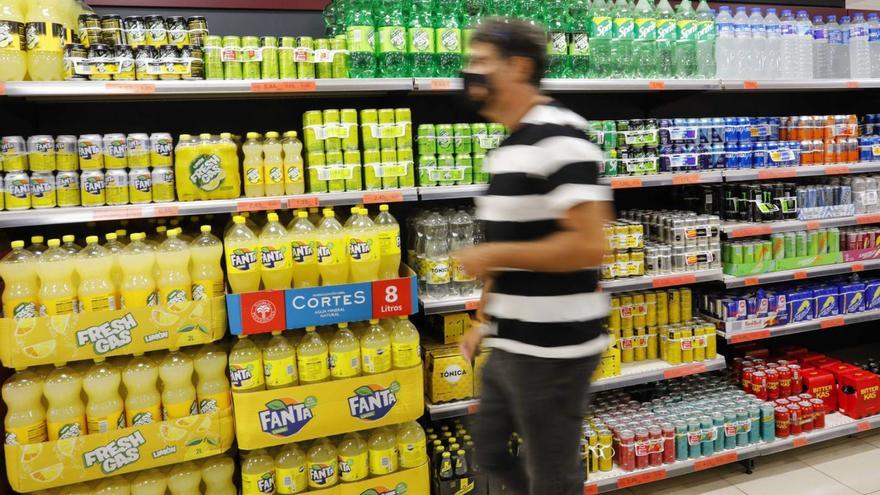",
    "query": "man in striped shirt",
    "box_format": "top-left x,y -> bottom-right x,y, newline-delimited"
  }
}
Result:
454,18 -> 615,495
